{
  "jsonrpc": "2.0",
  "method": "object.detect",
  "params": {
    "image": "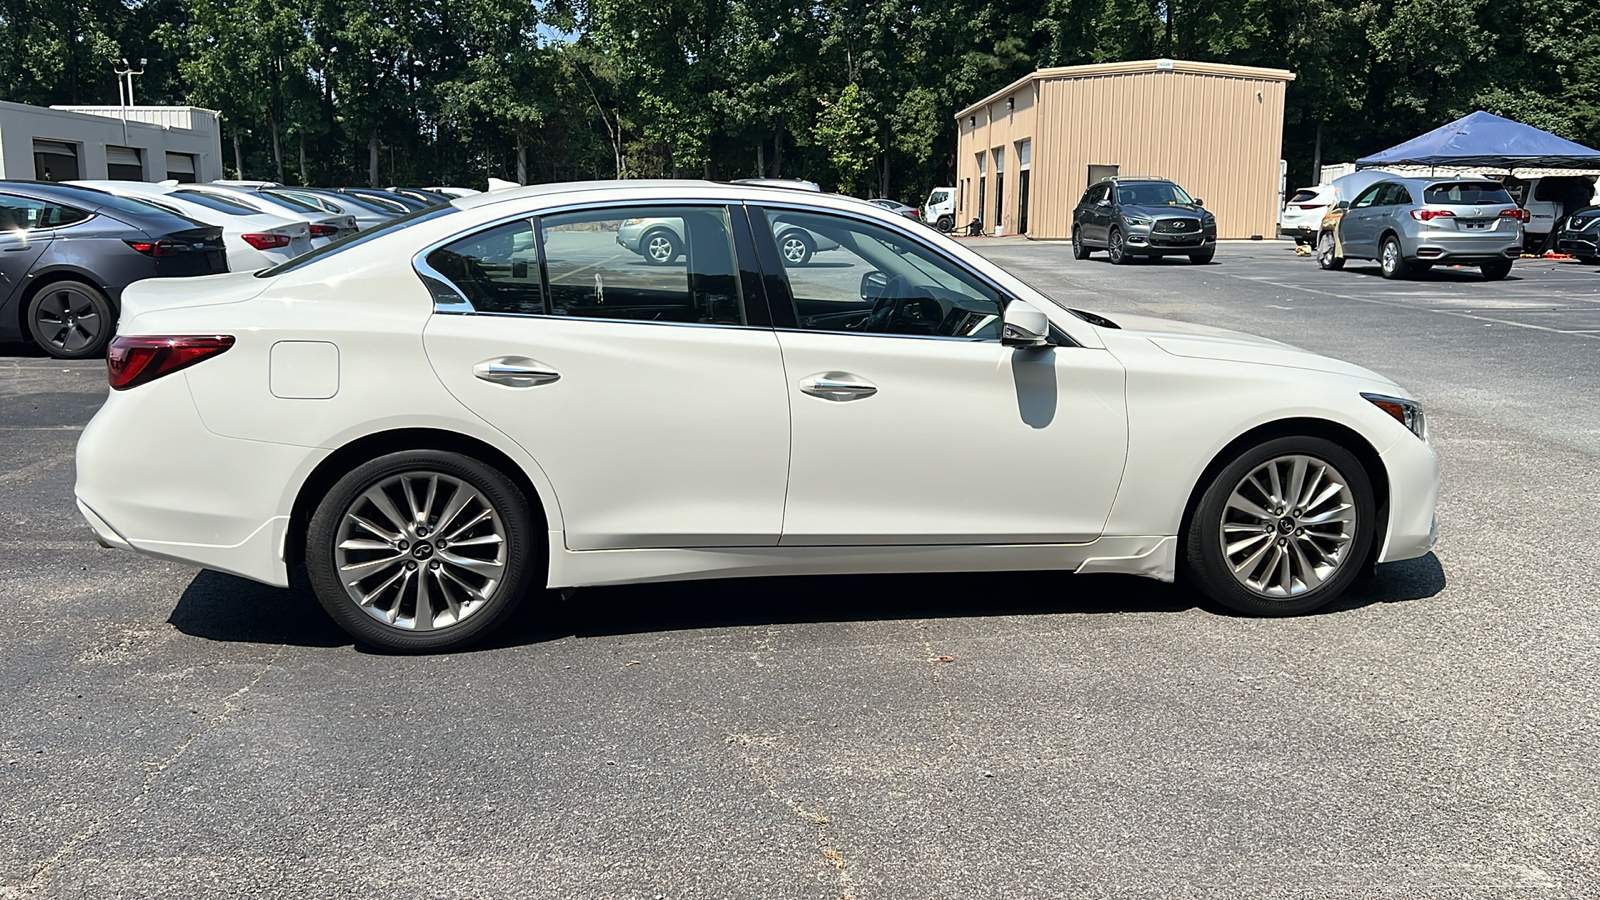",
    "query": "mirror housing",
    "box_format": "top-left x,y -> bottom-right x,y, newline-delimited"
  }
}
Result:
1001,299 -> 1052,348
1335,200 -> 1350,211
859,270 -> 888,300
1193,198 -> 1204,207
